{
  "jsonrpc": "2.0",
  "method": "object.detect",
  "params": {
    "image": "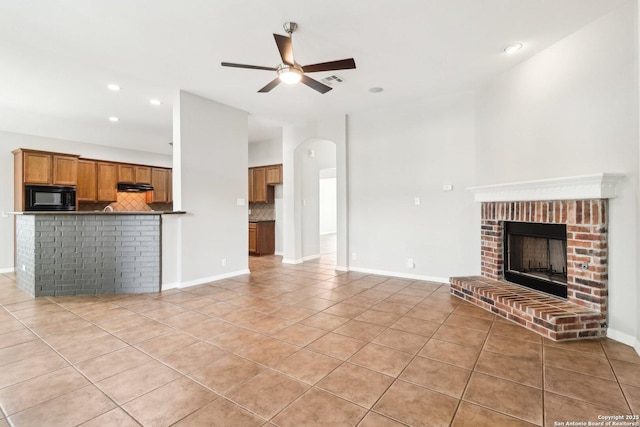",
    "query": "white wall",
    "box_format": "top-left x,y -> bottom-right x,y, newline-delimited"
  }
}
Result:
347,93 -> 479,281
0,130 -> 172,272
248,138 -> 282,167
475,2 -> 639,344
167,90 -> 248,287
